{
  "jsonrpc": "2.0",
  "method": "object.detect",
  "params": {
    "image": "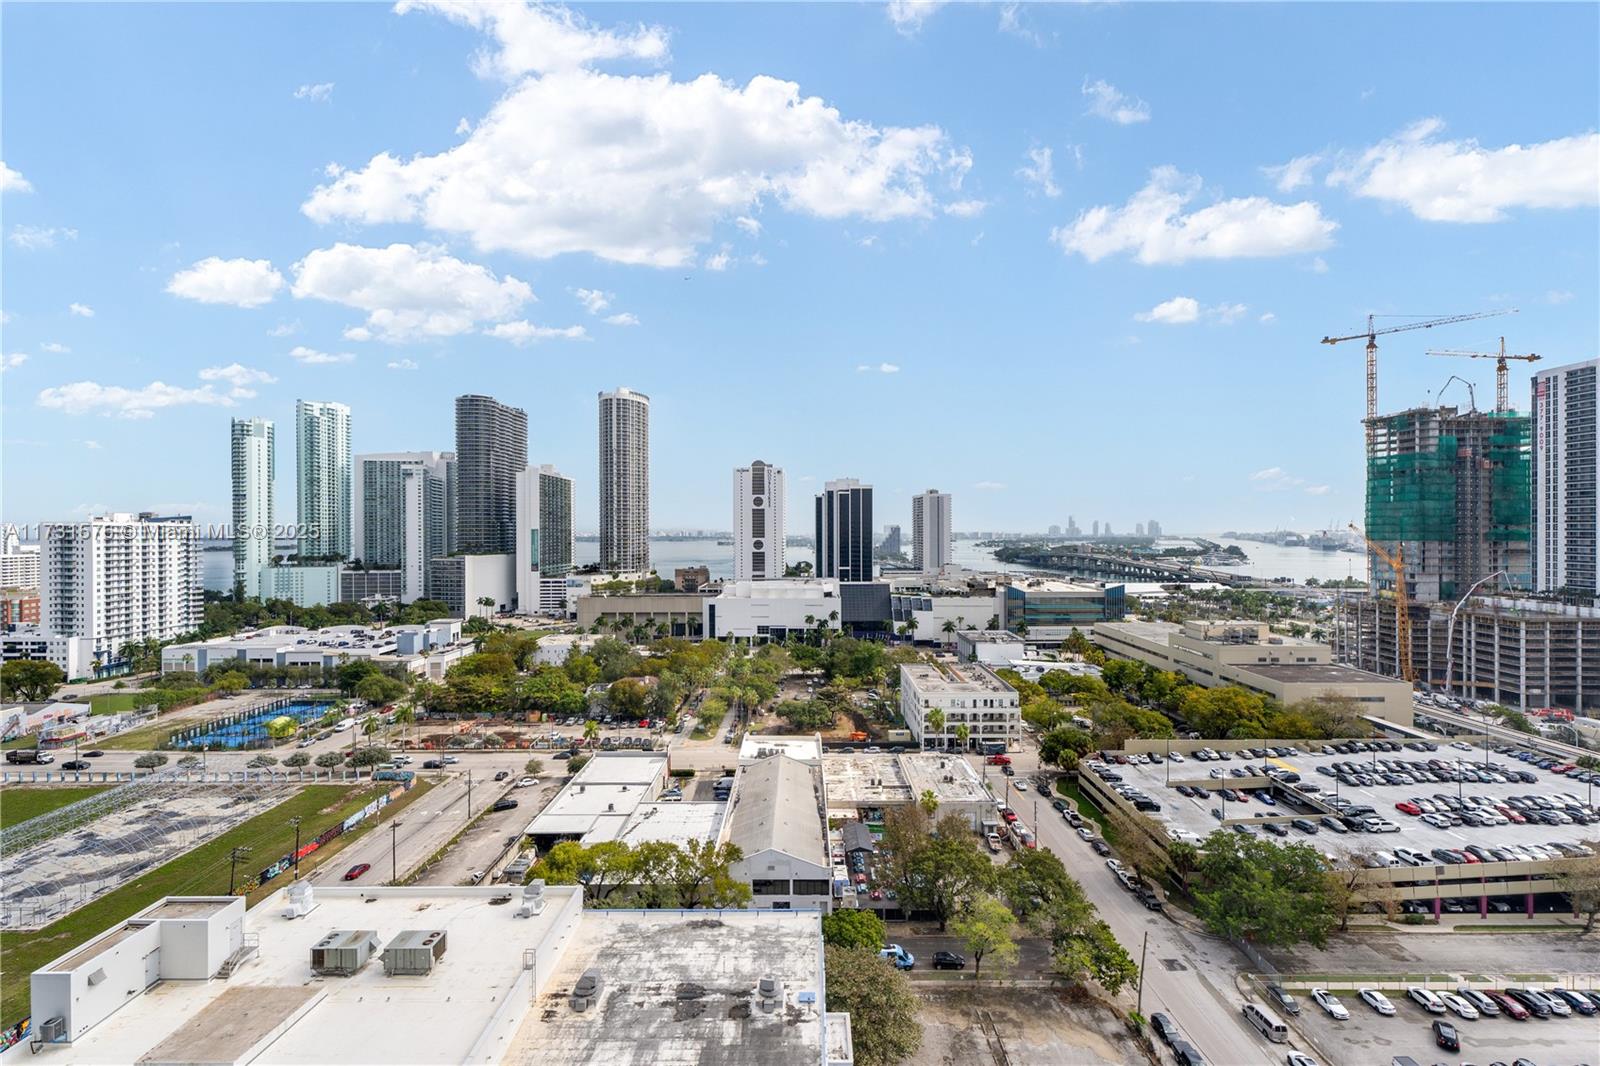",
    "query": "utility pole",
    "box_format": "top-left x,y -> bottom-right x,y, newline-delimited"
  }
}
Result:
290,817 -> 303,880
390,821 -> 404,884
466,770 -> 473,818
1135,930 -> 1149,1016
227,846 -> 252,895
